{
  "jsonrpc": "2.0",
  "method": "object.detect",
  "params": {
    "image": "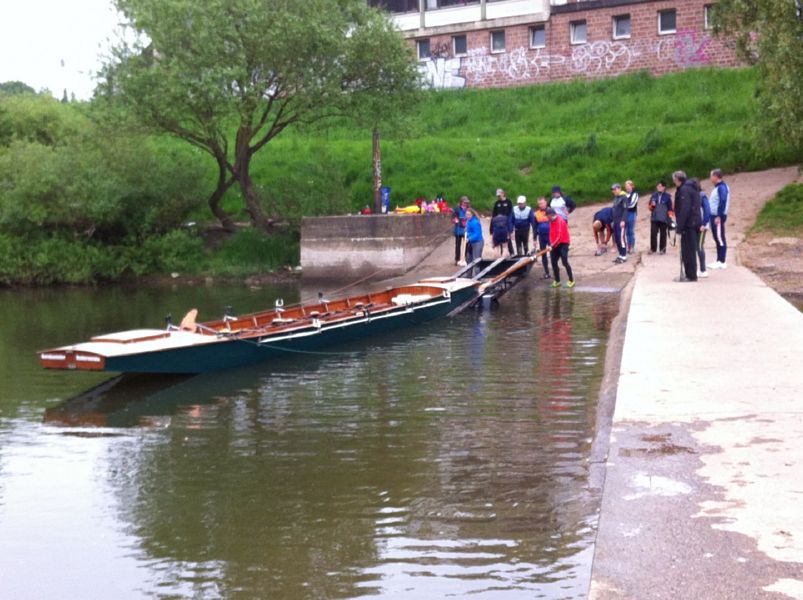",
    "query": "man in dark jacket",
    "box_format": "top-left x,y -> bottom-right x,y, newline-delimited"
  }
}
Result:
648,181 -> 673,254
492,188 -> 514,255
672,170 -> 702,282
